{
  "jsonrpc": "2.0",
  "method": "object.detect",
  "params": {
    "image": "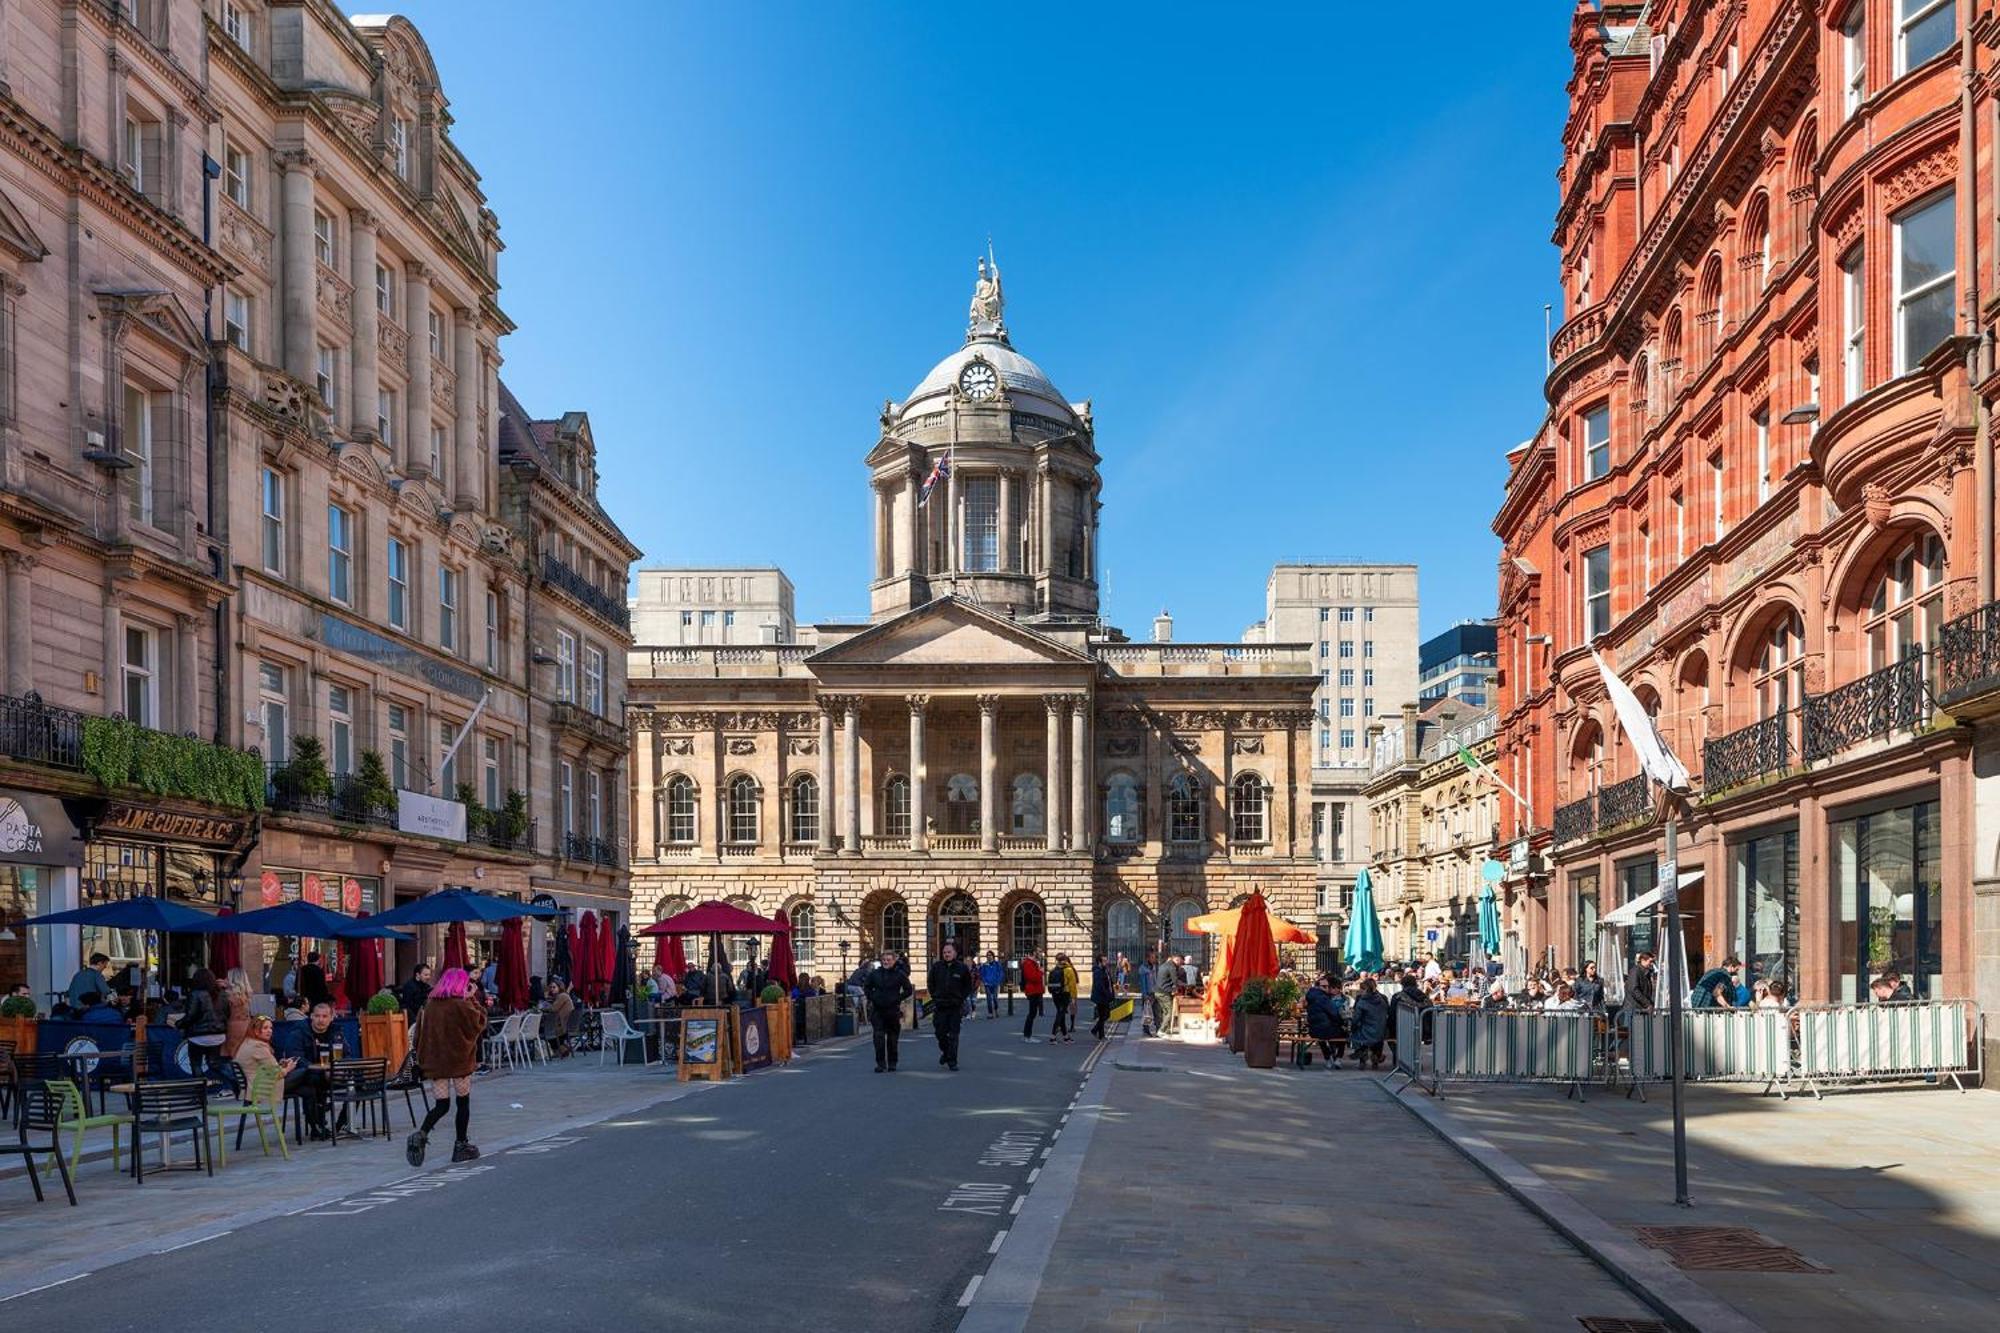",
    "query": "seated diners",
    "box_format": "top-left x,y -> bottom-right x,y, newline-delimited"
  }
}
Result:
1572,960 -> 1606,1011
1756,979 -> 1791,1010
545,979 -> 576,1057
279,1001 -> 345,1138
1544,982 -> 1583,1011
1348,977 -> 1390,1069
233,1014 -> 302,1100
1304,973 -> 1347,1069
